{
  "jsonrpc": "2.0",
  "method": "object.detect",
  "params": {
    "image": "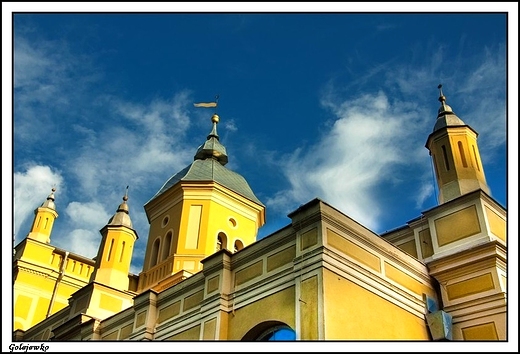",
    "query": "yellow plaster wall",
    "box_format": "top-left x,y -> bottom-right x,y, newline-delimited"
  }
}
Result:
167,324 -> 201,340
144,198 -> 183,271
435,205 -> 481,246
142,187 -> 263,288
418,228 -> 434,258
235,260 -> 263,286
228,286 -> 296,340
327,229 -> 381,272
203,318 -> 217,340
384,262 -> 436,298
461,322 -> 498,340
397,239 -> 418,258
455,313 -> 507,340
120,323 -> 134,340
14,271 -> 55,330
300,228 -> 318,251
19,240 -> 55,266
323,269 -> 429,340
300,275 -> 319,340
446,273 -> 495,301
207,275 -> 220,294
485,206 -> 506,242
267,246 -> 296,273
429,135 -> 457,185
219,311 -> 229,339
